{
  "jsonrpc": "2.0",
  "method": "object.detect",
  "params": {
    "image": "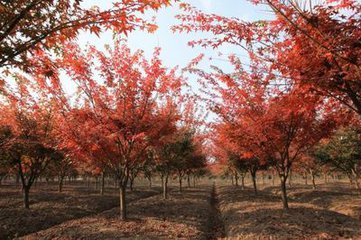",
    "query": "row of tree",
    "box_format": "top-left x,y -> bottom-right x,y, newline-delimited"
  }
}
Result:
174,0 -> 360,209
0,0 -> 213,221
0,41 -> 208,220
